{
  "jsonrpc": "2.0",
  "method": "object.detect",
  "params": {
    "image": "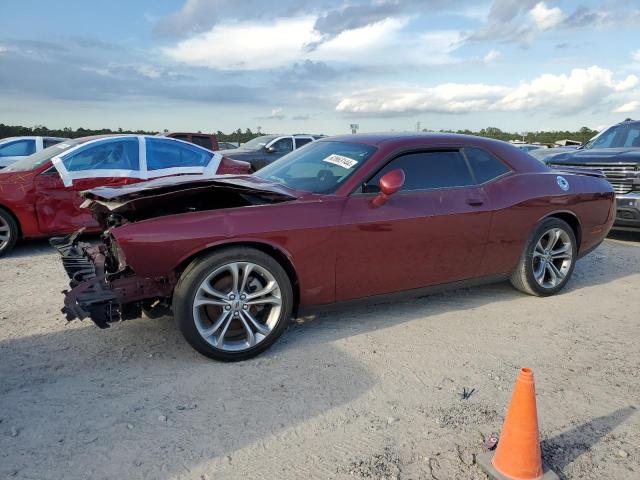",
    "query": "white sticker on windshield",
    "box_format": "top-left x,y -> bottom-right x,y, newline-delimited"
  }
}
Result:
323,154 -> 358,169
56,143 -> 71,149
